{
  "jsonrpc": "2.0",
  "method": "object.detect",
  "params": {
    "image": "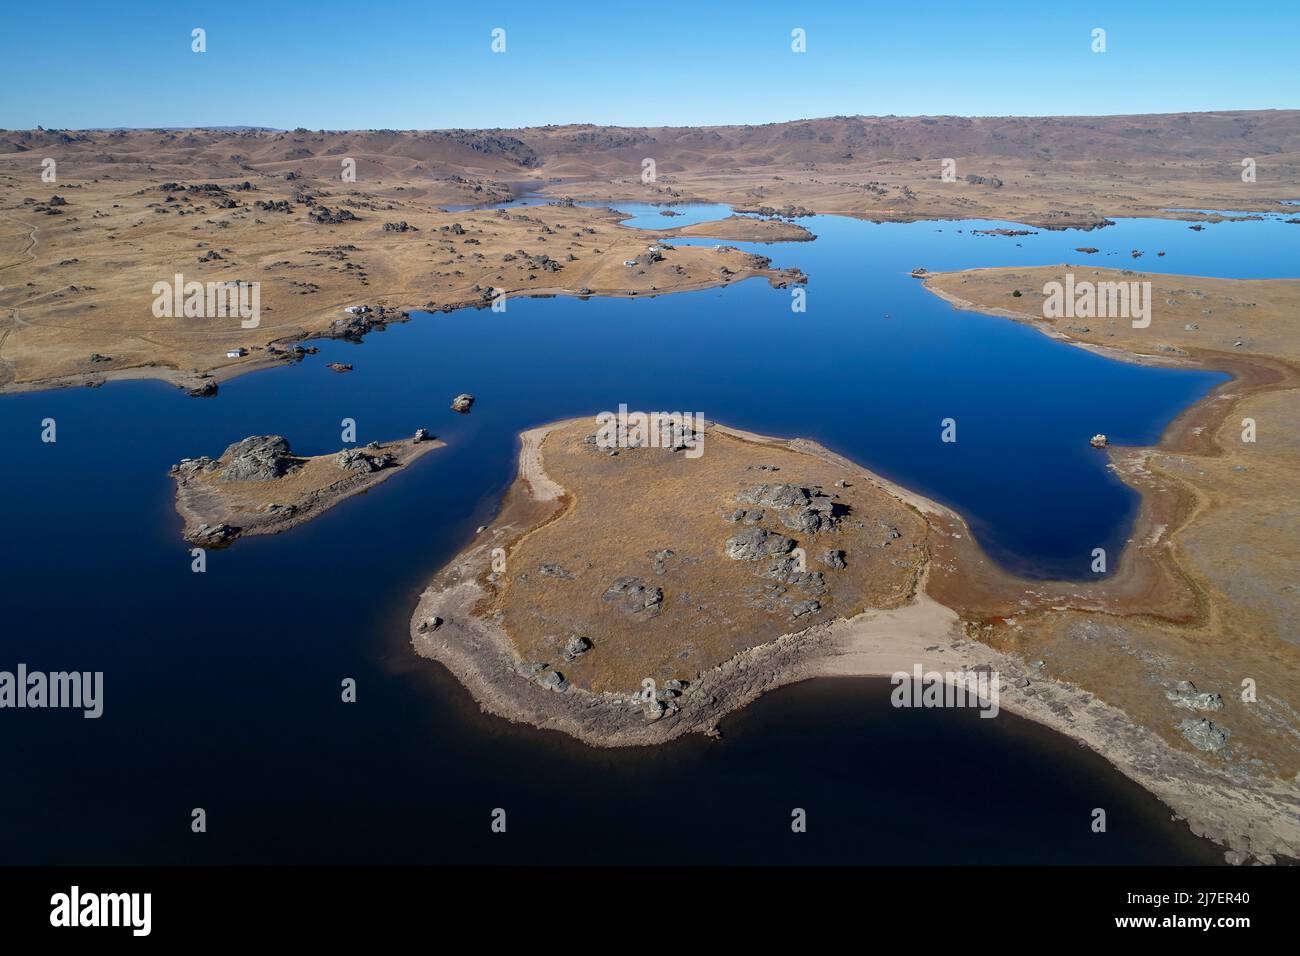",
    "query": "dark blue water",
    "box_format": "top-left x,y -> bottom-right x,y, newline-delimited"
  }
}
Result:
3,207 -> 1281,865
